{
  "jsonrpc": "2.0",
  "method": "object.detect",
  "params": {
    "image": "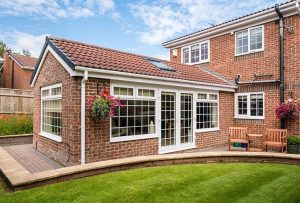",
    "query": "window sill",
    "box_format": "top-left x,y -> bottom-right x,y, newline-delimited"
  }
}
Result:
110,134 -> 159,143
183,60 -> 210,65
195,128 -> 220,133
235,116 -> 264,120
39,132 -> 62,143
235,49 -> 263,57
